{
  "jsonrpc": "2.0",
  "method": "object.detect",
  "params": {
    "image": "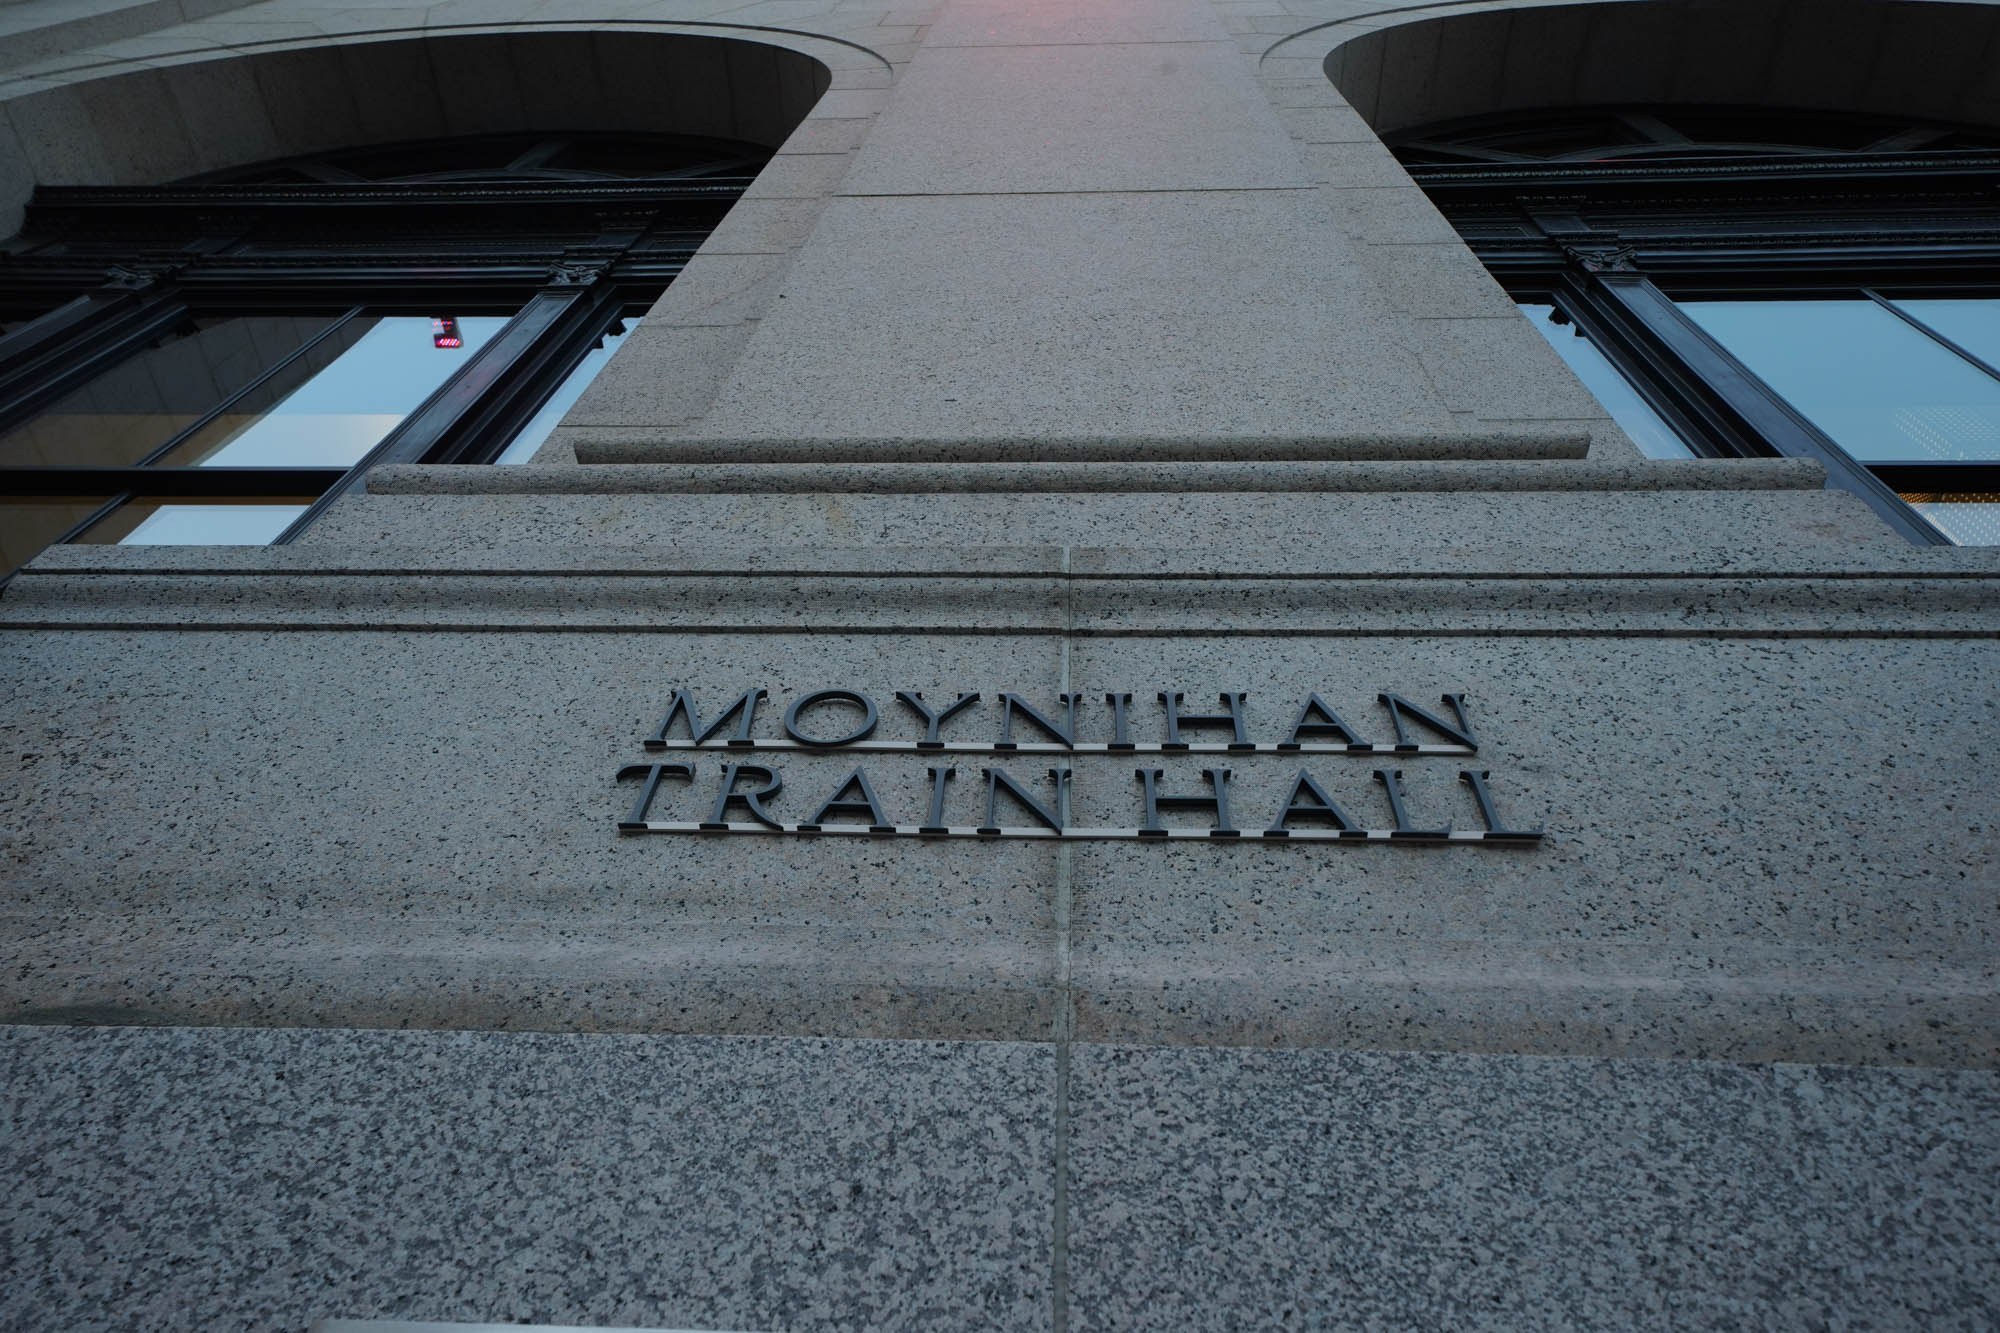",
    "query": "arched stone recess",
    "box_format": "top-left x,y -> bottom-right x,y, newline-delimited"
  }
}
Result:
0,25 -> 871,237
1313,0 -> 2000,138
1253,0 -> 2000,455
